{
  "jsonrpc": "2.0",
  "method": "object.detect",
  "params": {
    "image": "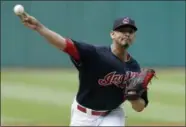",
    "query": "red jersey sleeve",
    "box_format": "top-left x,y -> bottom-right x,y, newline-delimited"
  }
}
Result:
63,38 -> 80,61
